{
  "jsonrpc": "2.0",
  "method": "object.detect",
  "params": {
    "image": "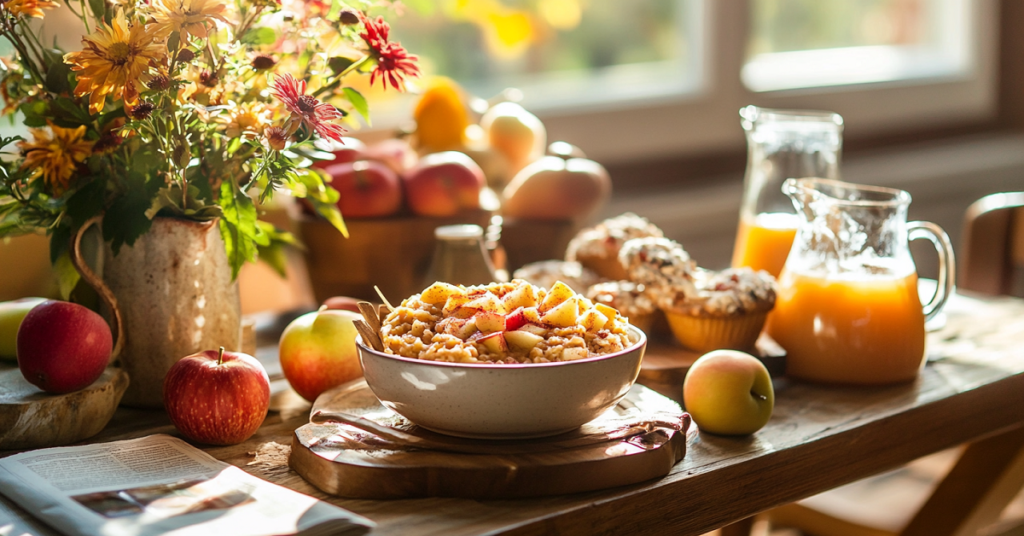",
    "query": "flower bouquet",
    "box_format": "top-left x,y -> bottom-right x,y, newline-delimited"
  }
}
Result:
0,0 -> 419,290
